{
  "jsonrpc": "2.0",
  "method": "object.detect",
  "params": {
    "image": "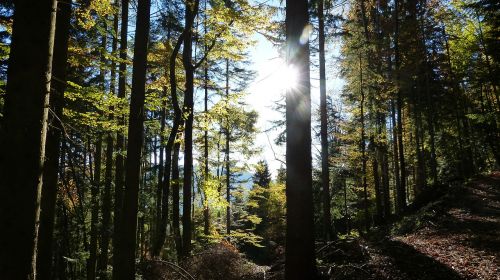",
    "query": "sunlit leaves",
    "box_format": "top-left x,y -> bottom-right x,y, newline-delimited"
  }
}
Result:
75,0 -> 116,30
64,81 -> 128,133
